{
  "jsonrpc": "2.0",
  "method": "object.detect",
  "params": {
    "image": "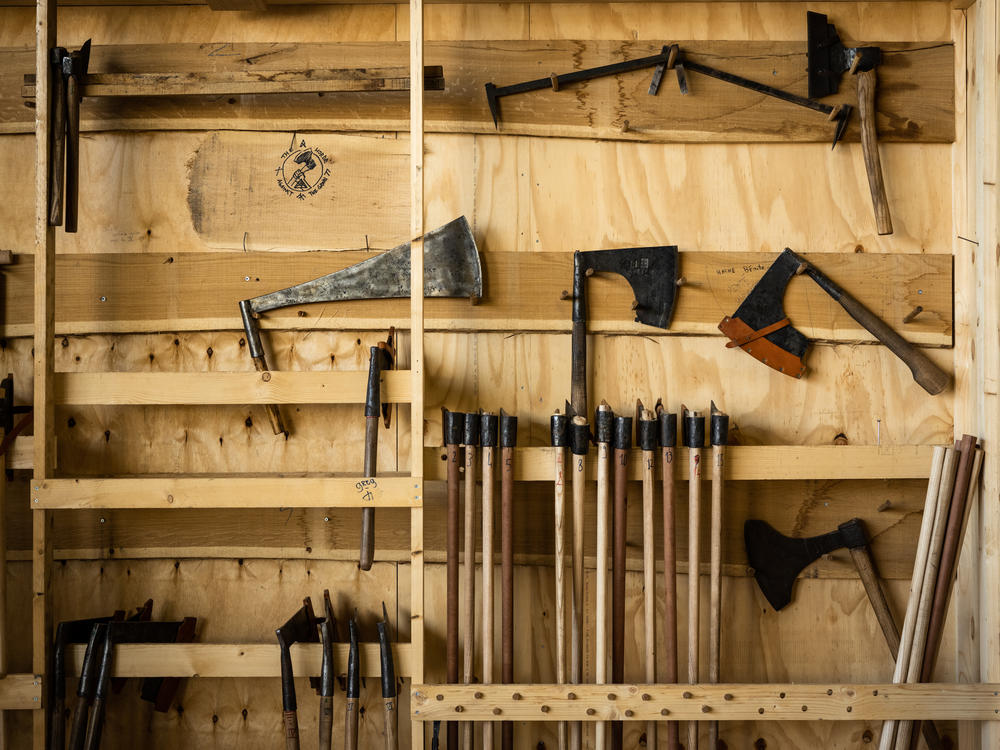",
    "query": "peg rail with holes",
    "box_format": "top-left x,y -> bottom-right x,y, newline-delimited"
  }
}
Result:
1,0 -> 996,749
